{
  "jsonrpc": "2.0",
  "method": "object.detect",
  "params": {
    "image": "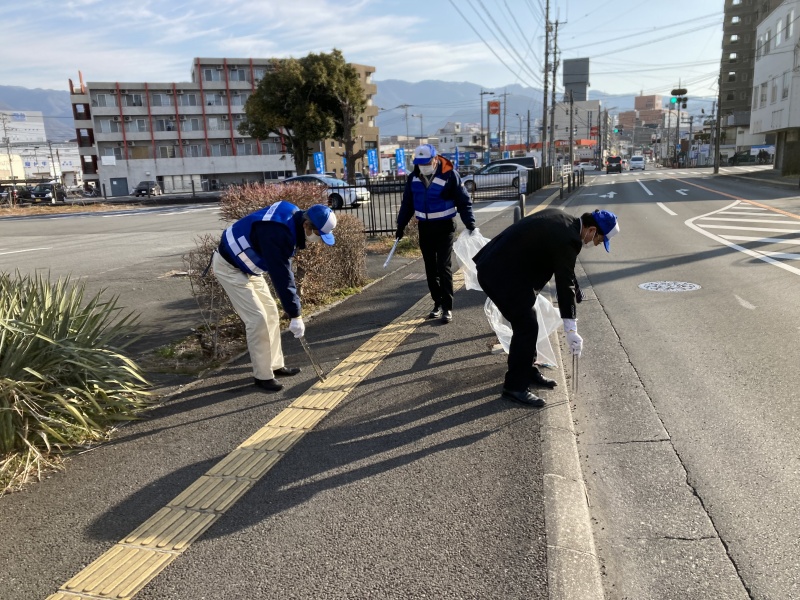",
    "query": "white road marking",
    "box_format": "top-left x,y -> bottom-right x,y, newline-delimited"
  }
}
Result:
0,247 -> 52,256
600,191 -> 617,198
760,250 -> 800,260
721,235 -> 800,245
700,225 -> 800,233
719,206 -> 767,210
637,180 -> 653,196
685,201 -> 800,276
657,203 -> 677,216
734,295 -> 756,310
676,189 -> 689,196
699,217 -> 799,224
